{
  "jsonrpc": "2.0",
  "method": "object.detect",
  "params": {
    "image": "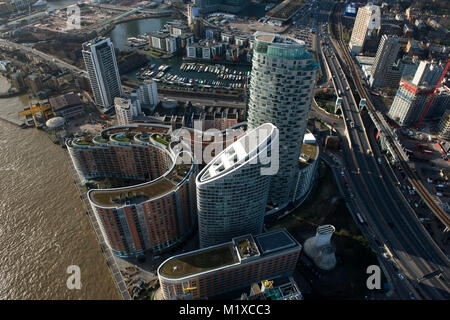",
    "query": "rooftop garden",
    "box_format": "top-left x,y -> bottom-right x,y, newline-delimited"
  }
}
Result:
74,139 -> 91,146
159,244 -> 238,279
112,133 -> 131,143
151,133 -> 169,146
93,135 -> 108,144
90,178 -> 176,207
